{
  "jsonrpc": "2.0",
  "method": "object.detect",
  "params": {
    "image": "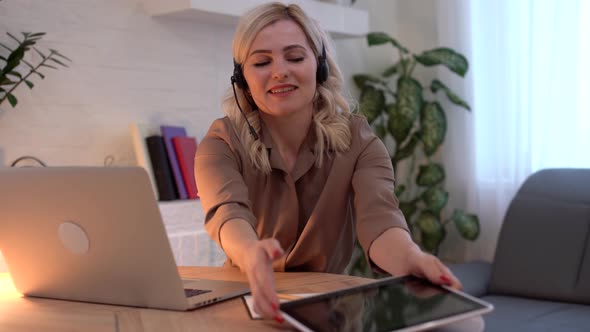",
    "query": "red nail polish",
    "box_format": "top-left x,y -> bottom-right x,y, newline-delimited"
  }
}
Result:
275,315 -> 284,324
440,275 -> 451,284
273,249 -> 281,259
271,302 -> 278,311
